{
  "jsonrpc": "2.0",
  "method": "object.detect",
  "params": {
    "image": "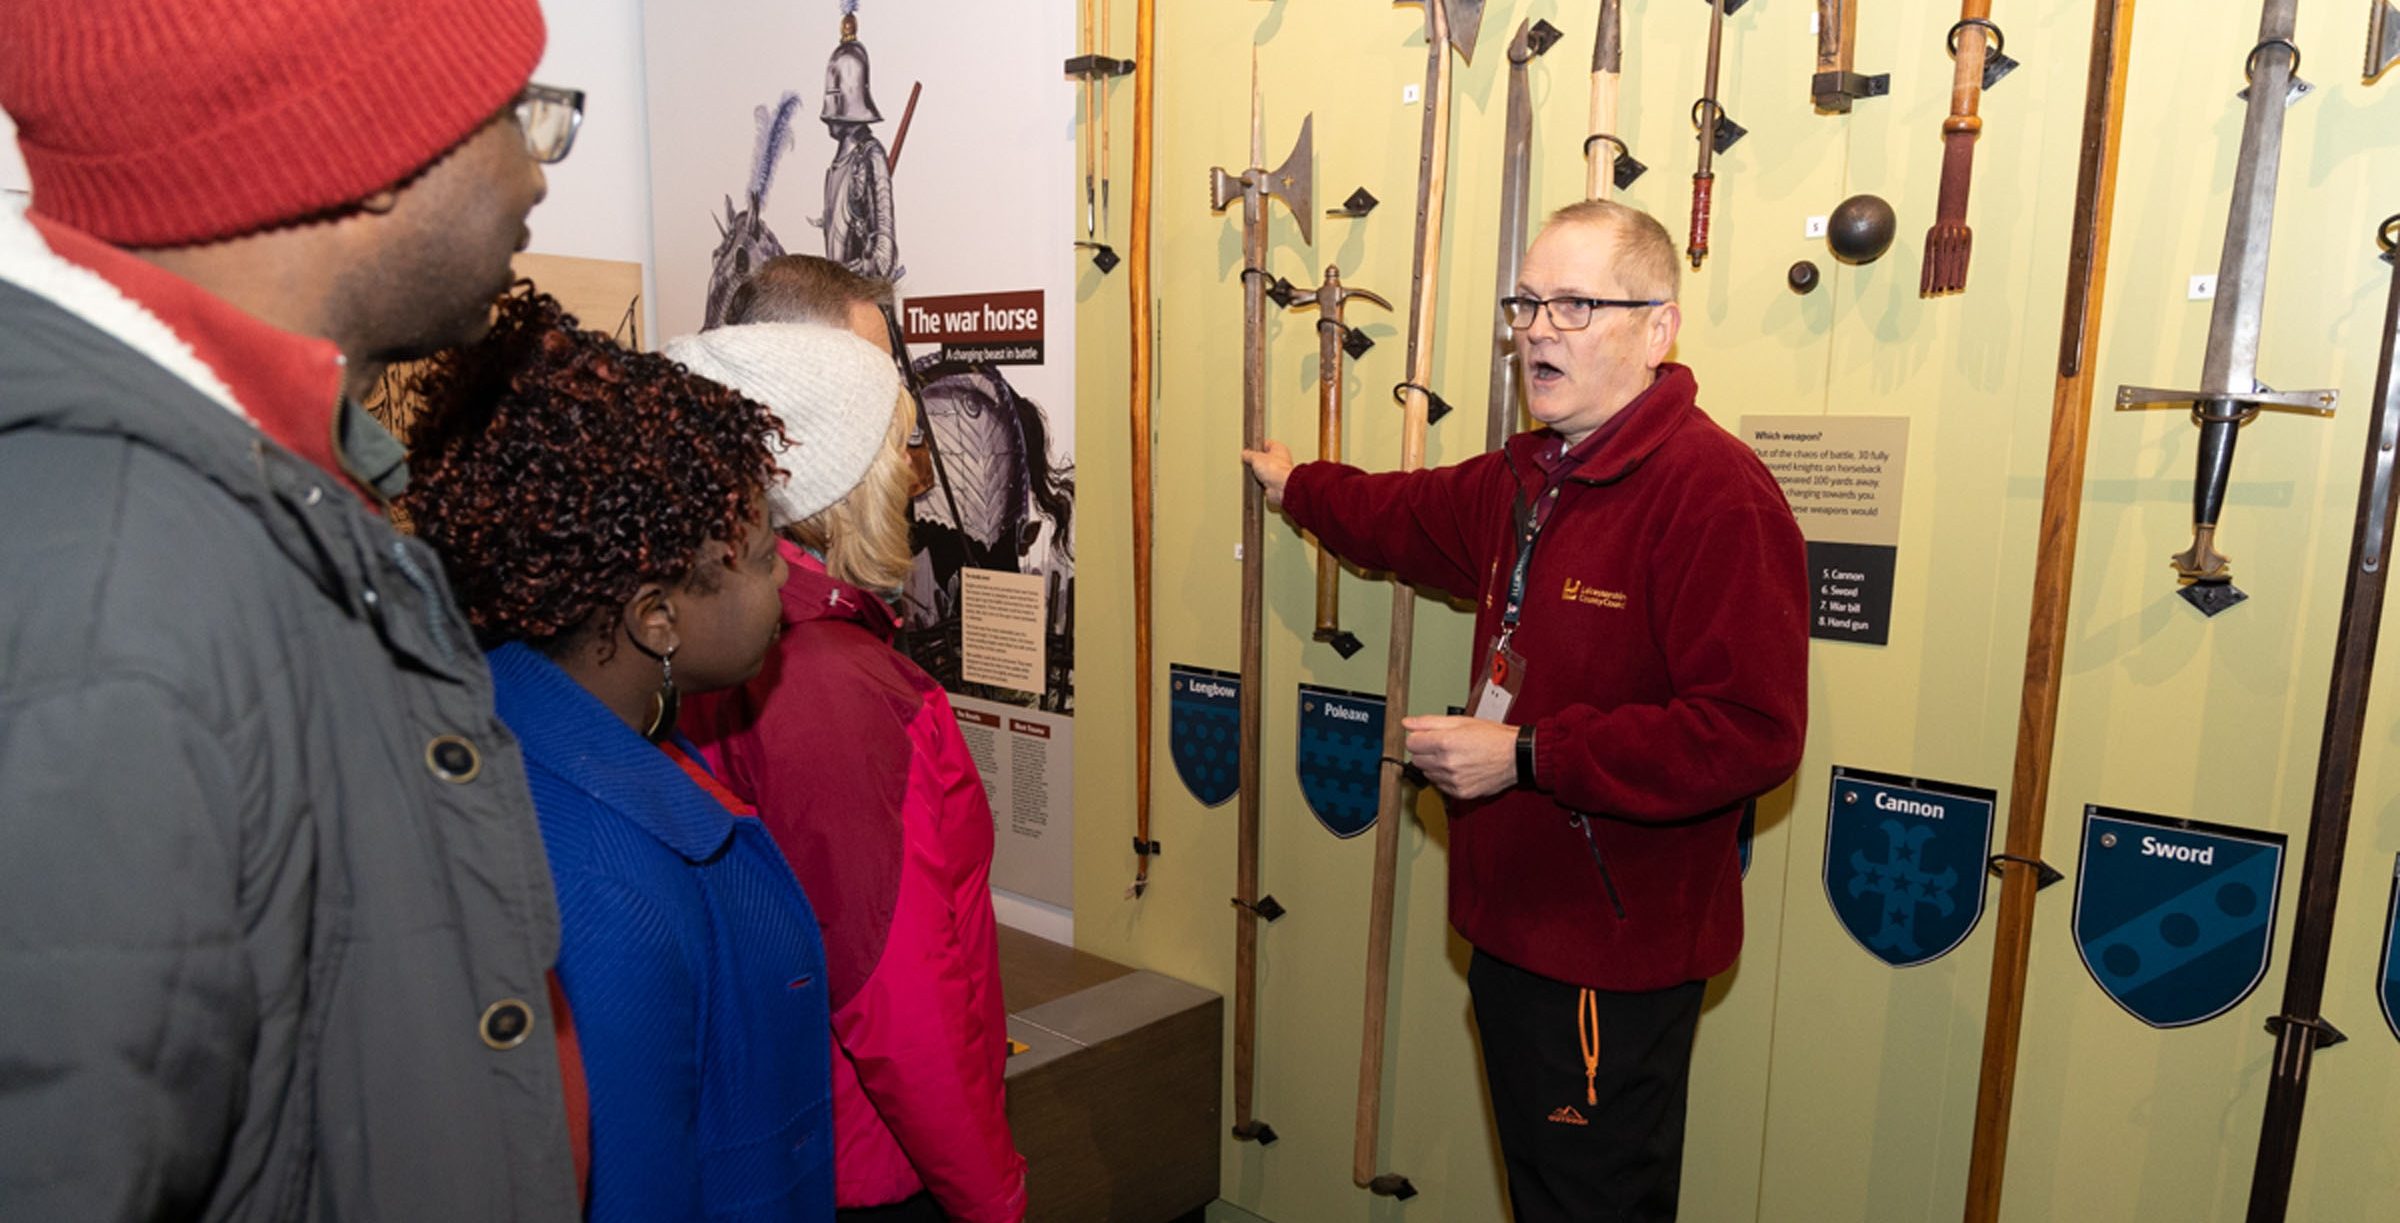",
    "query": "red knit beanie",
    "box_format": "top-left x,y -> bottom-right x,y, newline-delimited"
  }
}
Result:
0,0 -> 546,248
